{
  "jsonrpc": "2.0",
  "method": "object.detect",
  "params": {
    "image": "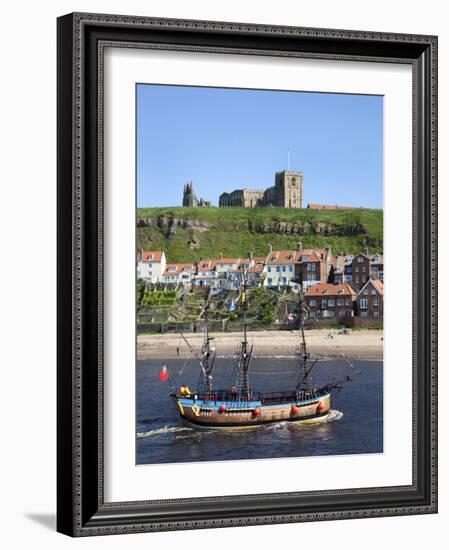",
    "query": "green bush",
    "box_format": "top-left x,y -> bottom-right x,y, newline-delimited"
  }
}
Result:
141,290 -> 178,306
